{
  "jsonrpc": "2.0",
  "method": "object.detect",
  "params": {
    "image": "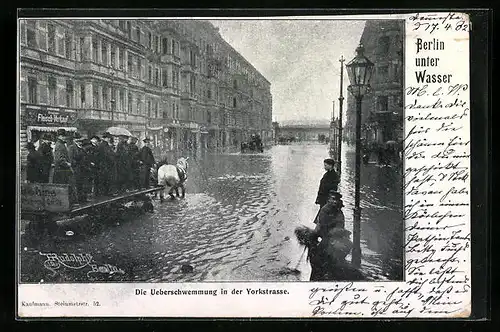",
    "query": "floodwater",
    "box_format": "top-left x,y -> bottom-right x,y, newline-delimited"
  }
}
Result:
20,143 -> 403,283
